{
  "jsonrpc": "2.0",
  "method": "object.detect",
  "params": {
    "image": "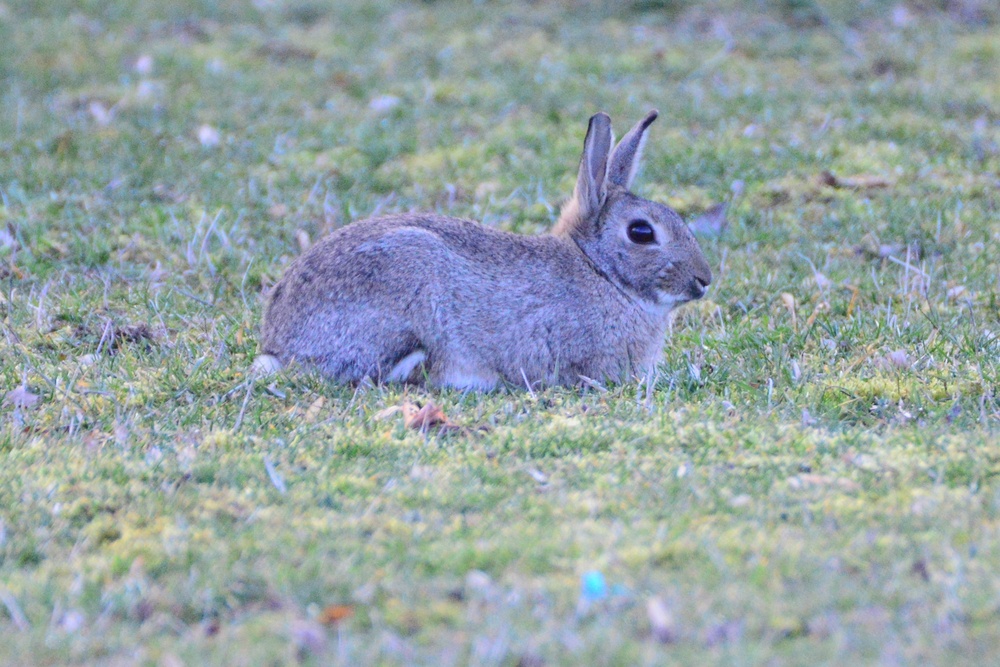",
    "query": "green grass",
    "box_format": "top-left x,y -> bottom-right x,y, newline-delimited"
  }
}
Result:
1,0 -> 999,664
